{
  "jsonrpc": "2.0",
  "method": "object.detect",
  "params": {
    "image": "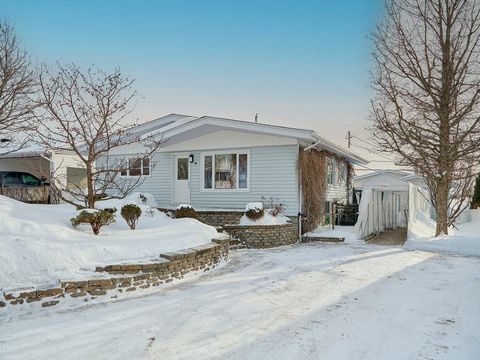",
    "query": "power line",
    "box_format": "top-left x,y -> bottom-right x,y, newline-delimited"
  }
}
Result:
350,140 -> 396,161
